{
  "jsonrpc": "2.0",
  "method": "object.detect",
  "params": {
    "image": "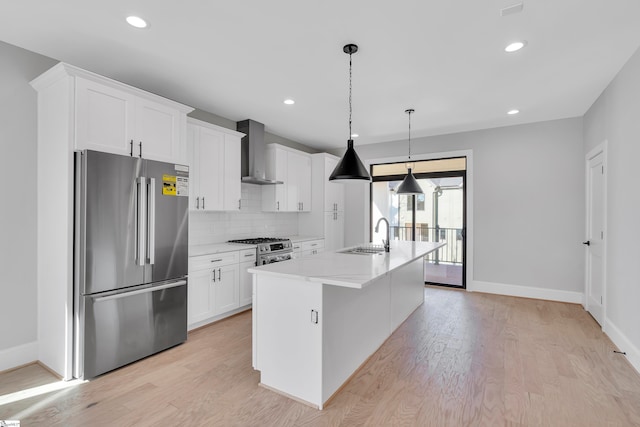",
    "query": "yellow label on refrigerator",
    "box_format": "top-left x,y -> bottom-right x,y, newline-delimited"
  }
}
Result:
162,175 -> 177,196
